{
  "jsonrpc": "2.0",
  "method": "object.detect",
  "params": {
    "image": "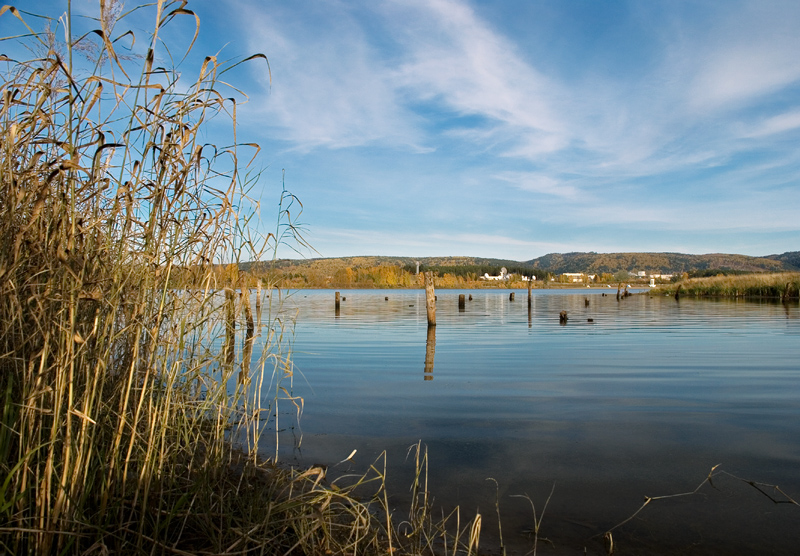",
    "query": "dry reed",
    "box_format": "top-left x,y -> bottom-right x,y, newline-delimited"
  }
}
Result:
0,3 -> 489,555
